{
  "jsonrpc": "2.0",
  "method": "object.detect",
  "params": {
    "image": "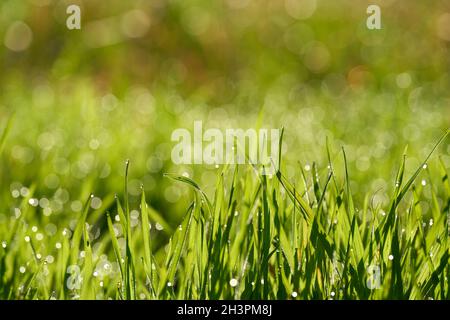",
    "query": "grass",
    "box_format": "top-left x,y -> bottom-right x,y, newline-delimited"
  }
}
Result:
0,119 -> 448,300
0,0 -> 449,302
